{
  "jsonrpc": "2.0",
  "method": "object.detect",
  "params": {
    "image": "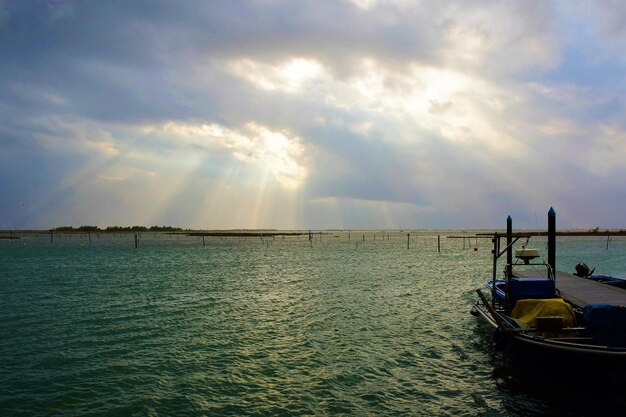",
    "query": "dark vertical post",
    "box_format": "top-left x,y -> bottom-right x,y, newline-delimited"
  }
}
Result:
548,207 -> 556,275
606,235 -> 610,251
135,234 -> 138,249
348,230 -> 351,240
506,215 -> 512,278
491,235 -> 501,307
437,235 -> 441,253
407,233 -> 410,249
50,230 -> 53,244
202,235 -> 205,246
88,232 -> 92,244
